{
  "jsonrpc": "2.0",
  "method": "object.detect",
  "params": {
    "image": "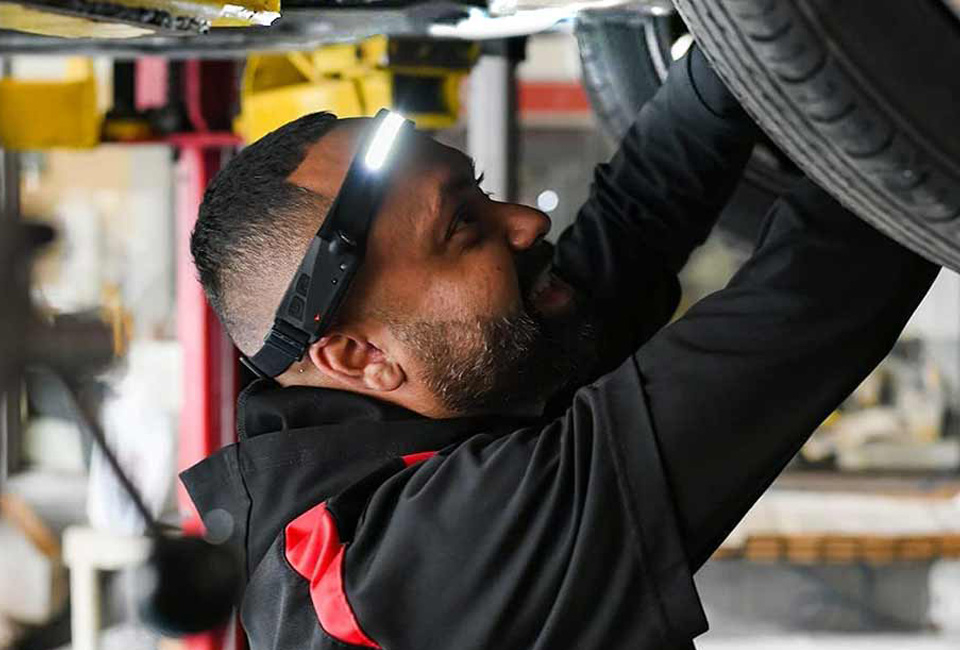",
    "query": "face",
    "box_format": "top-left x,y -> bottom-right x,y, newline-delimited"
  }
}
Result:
290,120 -> 598,416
